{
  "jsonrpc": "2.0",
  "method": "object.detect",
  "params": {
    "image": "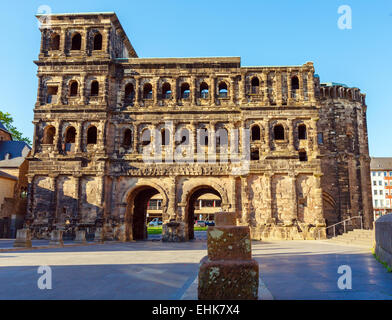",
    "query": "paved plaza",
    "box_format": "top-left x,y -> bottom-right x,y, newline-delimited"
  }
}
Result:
0,235 -> 391,300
